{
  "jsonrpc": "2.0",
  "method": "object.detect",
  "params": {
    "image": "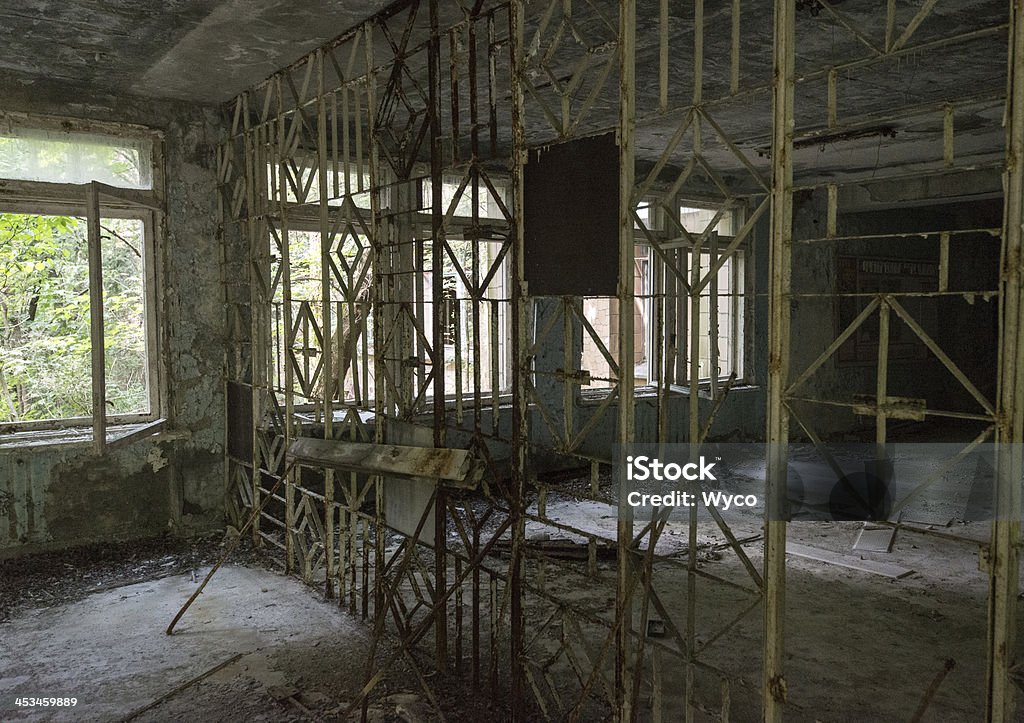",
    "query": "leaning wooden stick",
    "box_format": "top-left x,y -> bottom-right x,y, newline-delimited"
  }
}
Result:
166,461 -> 293,635
910,658 -> 956,723
120,653 -> 244,720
